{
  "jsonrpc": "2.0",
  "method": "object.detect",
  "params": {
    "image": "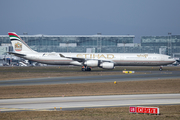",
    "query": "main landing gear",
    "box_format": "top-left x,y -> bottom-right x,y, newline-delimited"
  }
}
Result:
159,66 -> 163,71
81,66 -> 91,71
